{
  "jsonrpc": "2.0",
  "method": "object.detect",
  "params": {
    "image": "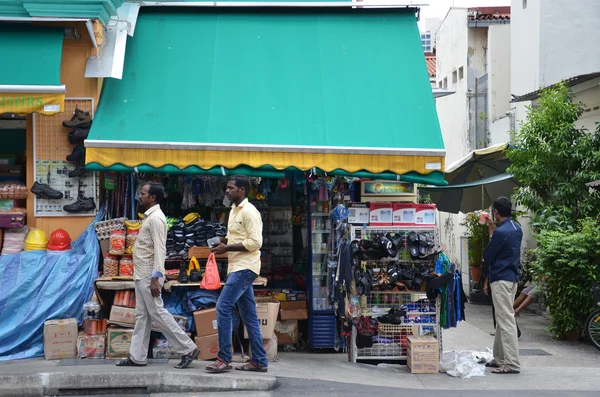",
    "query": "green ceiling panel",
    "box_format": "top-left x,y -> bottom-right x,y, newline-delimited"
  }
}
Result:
0,0 -> 122,23
0,24 -> 64,86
